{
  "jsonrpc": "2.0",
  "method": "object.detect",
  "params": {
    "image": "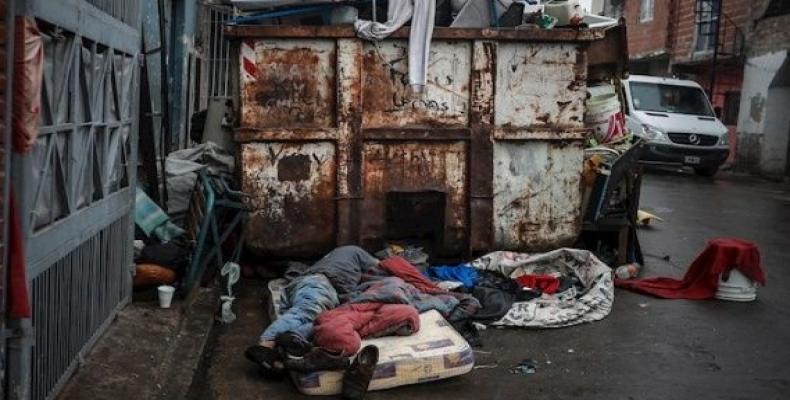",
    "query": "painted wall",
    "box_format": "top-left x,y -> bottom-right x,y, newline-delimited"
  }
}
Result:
761,86 -> 790,173
735,50 -> 789,173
